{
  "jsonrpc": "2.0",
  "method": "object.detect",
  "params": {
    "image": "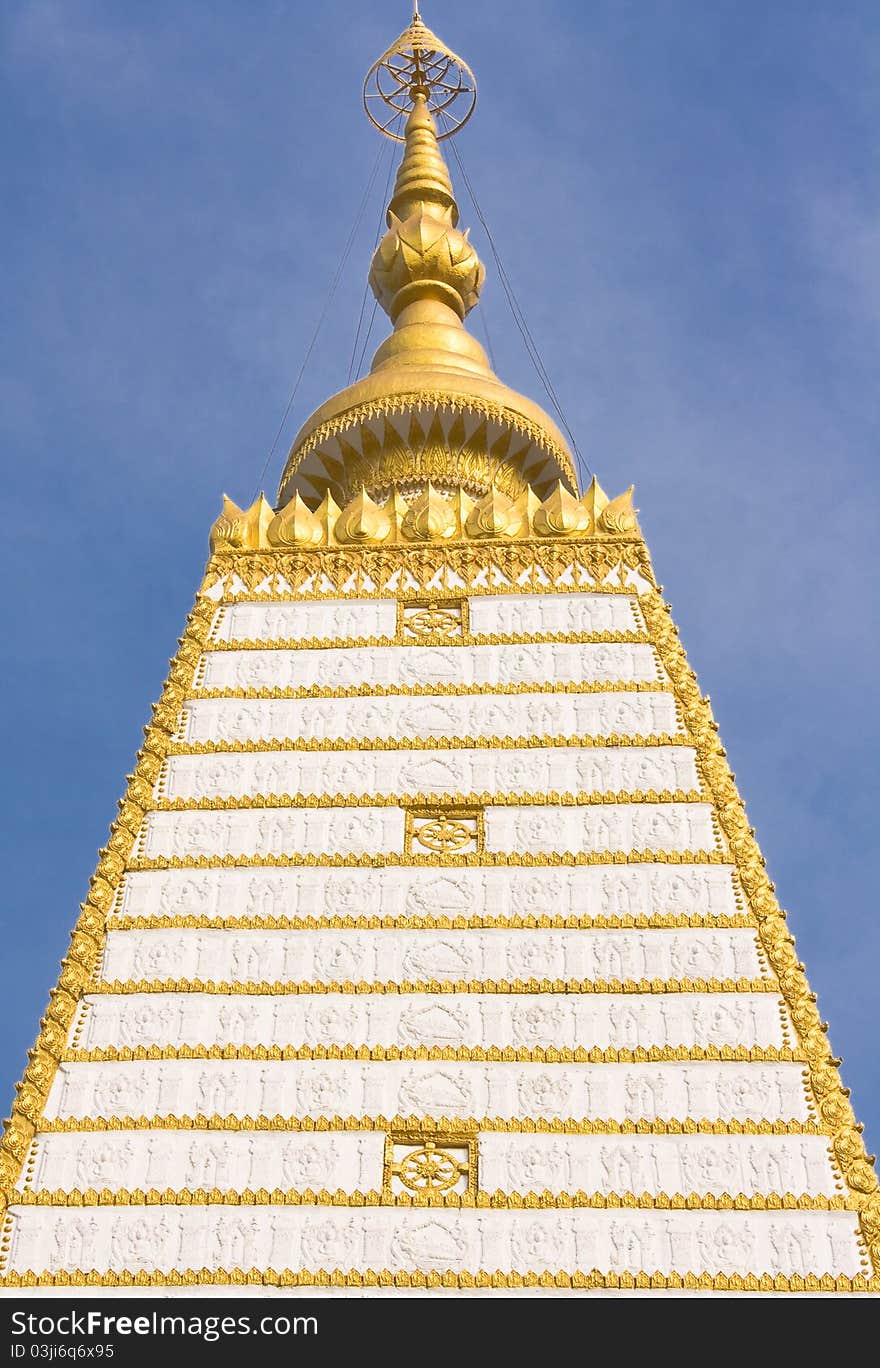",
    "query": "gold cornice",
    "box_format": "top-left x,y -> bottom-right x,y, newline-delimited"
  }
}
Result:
9,1190 -> 849,1213
149,788 -> 706,810
128,850 -> 734,872
35,1115 -> 825,1137
3,1268 -> 873,1293
89,977 -> 773,999
165,733 -> 689,754
106,912 -> 752,933
63,1041 -> 791,1064
187,680 -> 673,703
203,629 -> 651,651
